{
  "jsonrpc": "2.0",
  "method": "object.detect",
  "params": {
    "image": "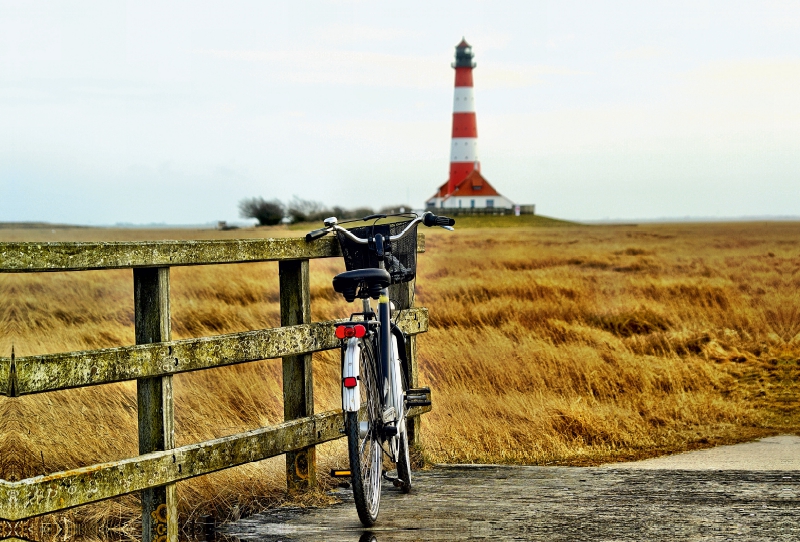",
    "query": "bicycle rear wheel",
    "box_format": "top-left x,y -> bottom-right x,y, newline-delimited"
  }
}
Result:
346,338 -> 383,526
